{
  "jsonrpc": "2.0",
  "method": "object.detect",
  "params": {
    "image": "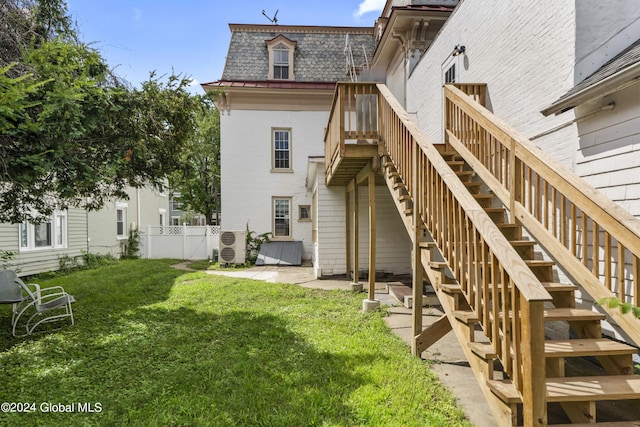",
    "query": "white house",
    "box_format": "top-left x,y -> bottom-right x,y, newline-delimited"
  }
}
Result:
203,23 -> 418,277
